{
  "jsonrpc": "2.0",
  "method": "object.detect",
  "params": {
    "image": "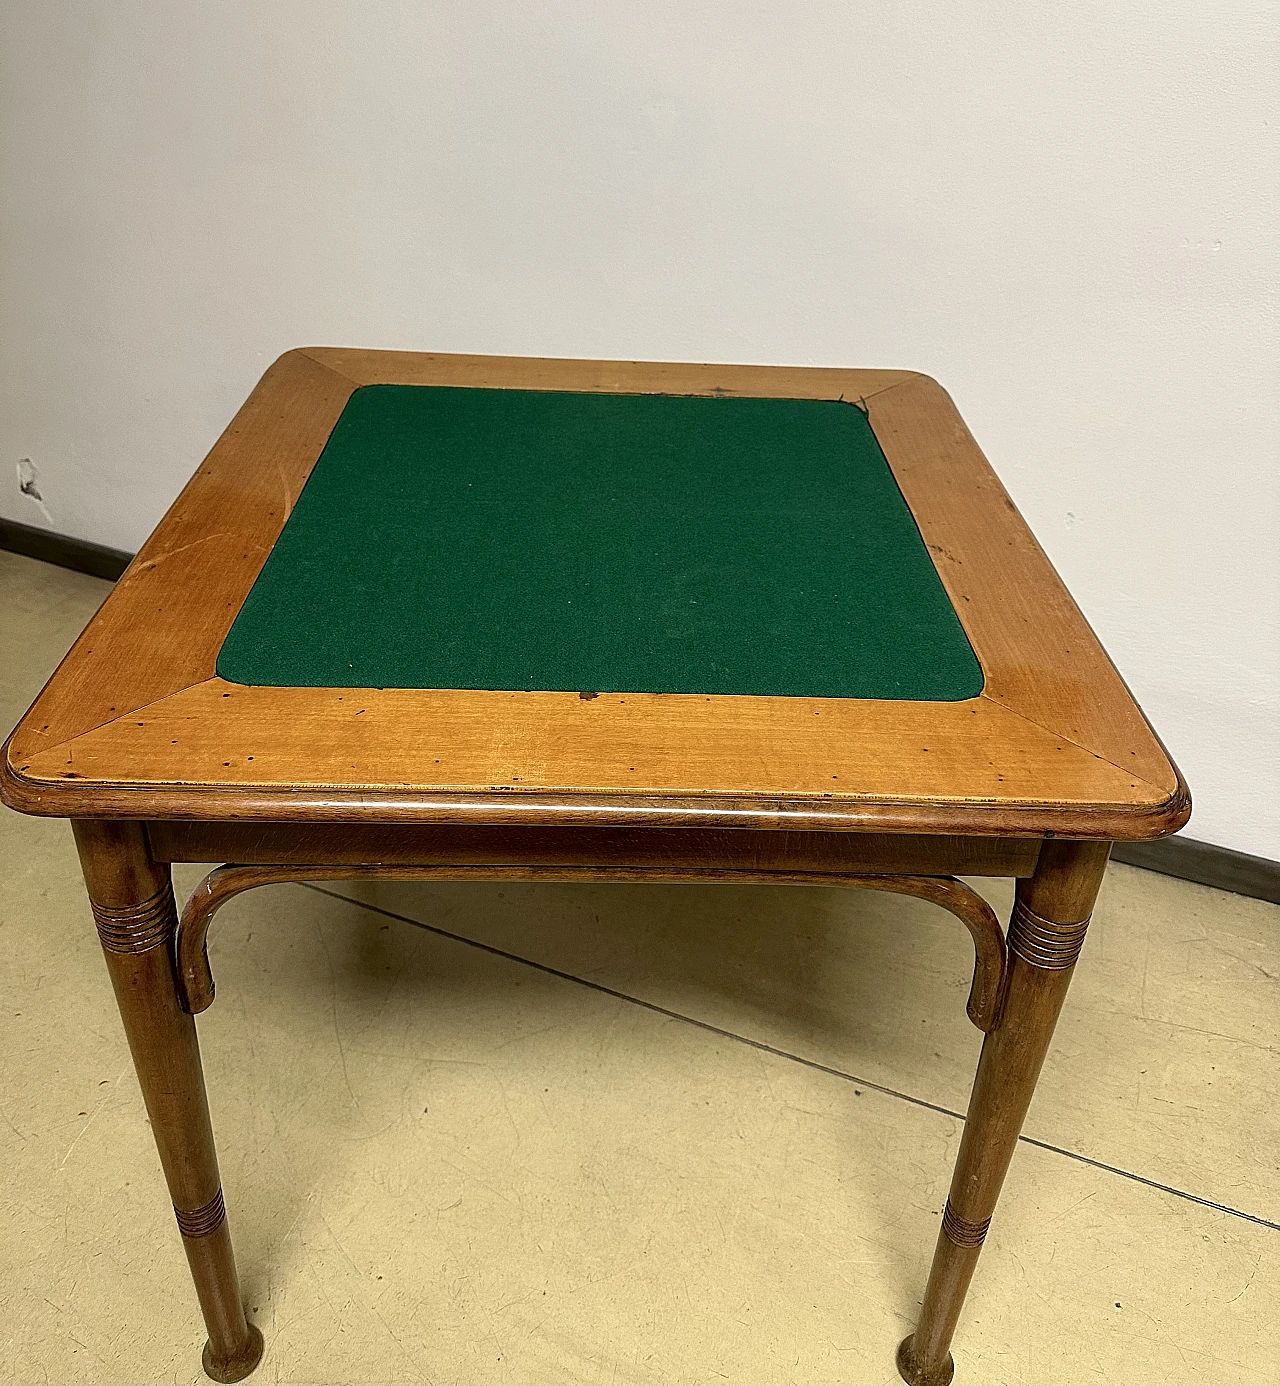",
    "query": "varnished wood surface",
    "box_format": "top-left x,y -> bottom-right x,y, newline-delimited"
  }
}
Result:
146,822 -> 1043,876
66,809 -> 1125,1384
868,380 -> 1176,793
73,821 -> 263,1382
11,355 -> 1173,1384
897,839 -> 1112,1385
10,352 -> 353,757
175,863 -> 1008,1031
1,350 -> 1188,839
